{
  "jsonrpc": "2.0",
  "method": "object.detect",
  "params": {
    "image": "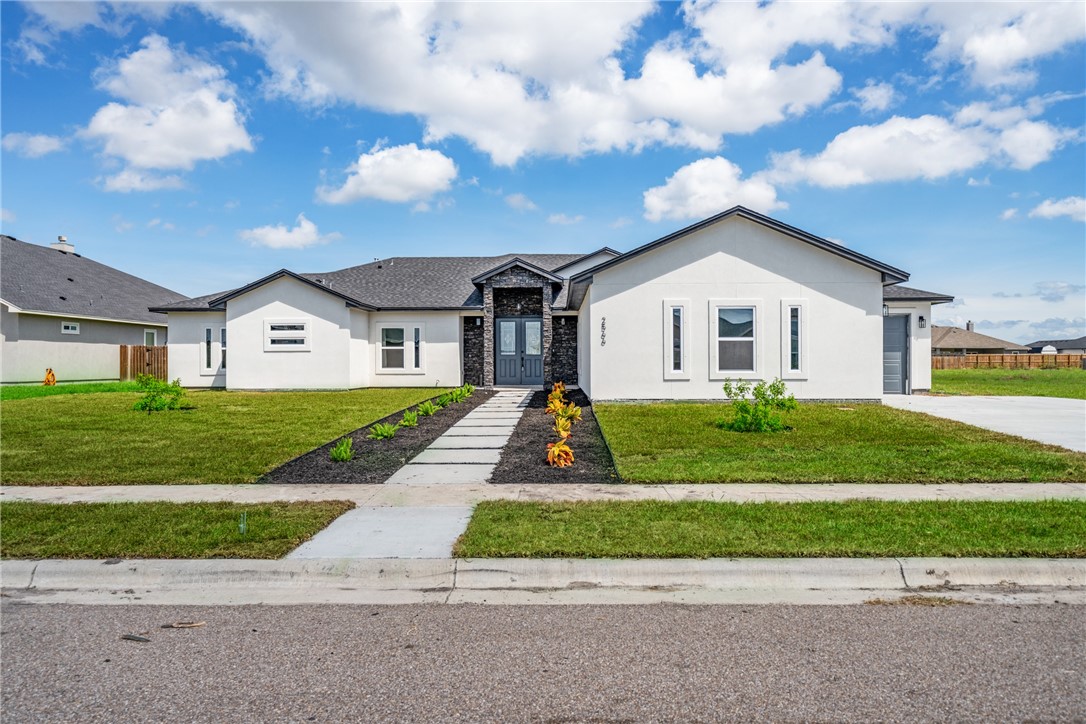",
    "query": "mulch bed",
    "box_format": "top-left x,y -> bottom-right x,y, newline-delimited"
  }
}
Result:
260,389 -> 496,484
490,389 -> 621,484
